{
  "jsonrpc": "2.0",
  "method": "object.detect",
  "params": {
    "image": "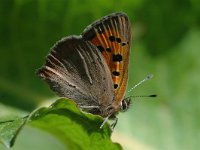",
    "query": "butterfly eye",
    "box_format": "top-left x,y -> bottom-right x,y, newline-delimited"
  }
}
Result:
121,98 -> 131,112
